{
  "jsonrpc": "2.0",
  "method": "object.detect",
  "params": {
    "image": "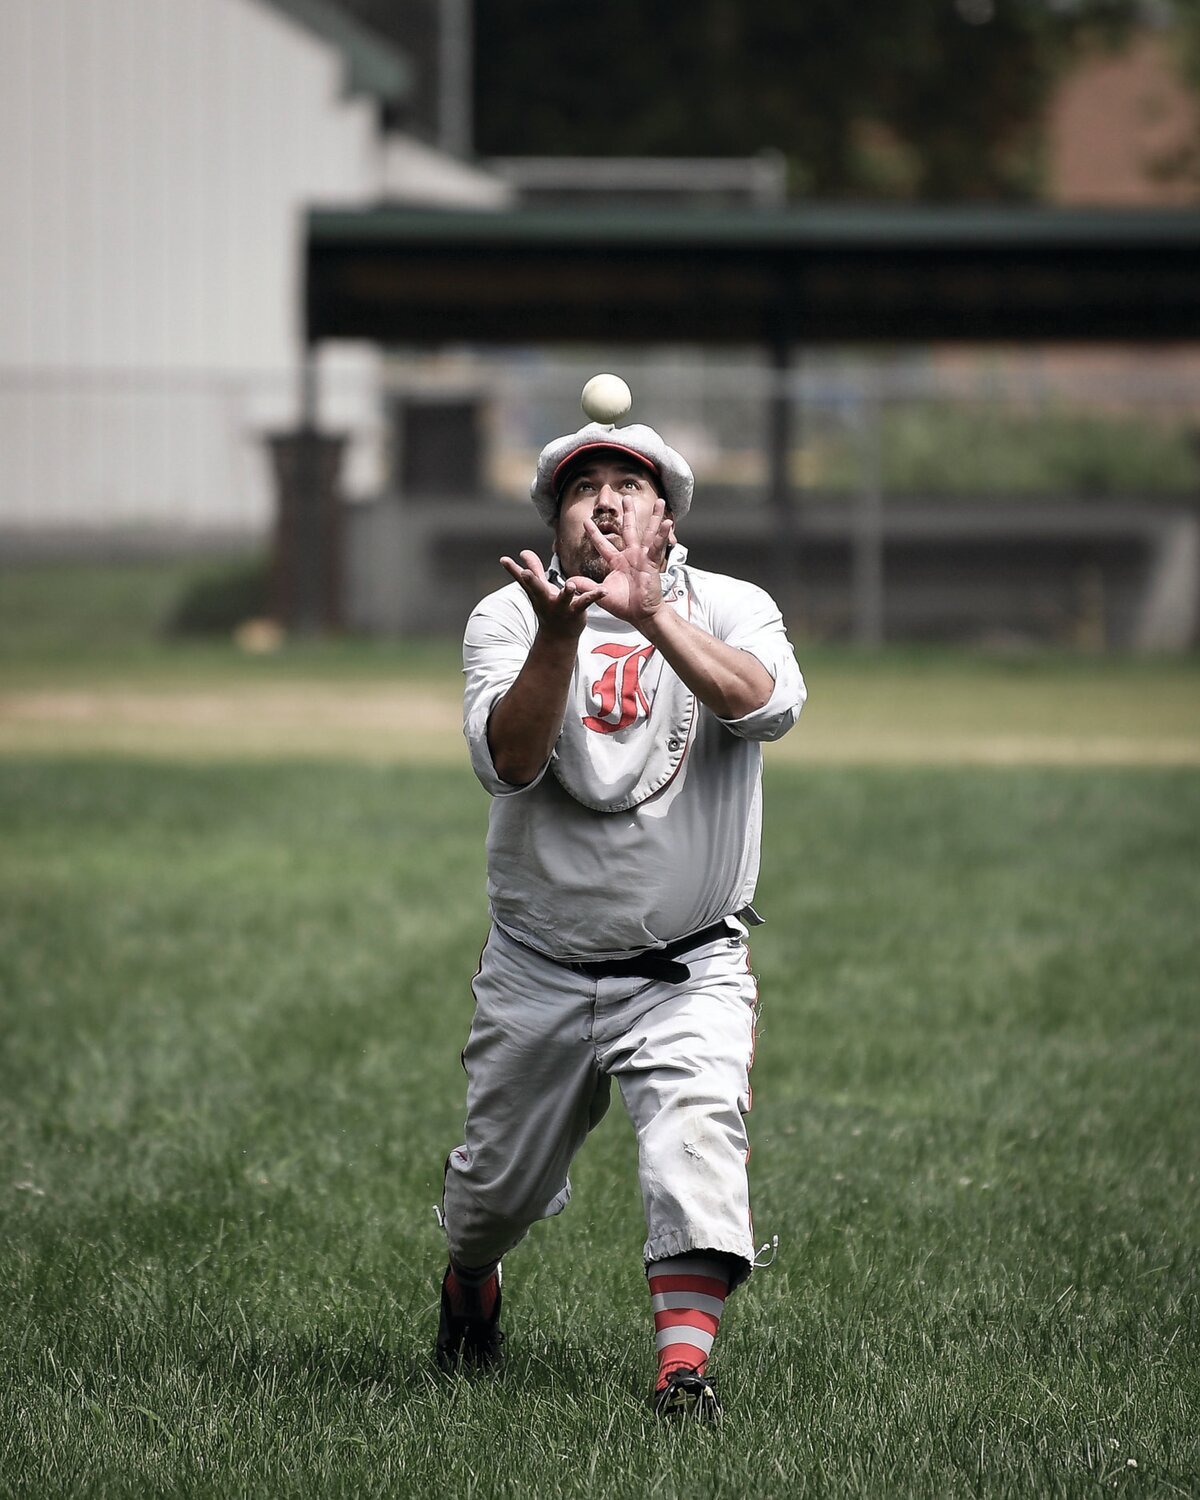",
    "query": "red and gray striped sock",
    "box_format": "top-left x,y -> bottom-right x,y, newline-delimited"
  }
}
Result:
647,1254 -> 730,1390
446,1259 -> 501,1320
